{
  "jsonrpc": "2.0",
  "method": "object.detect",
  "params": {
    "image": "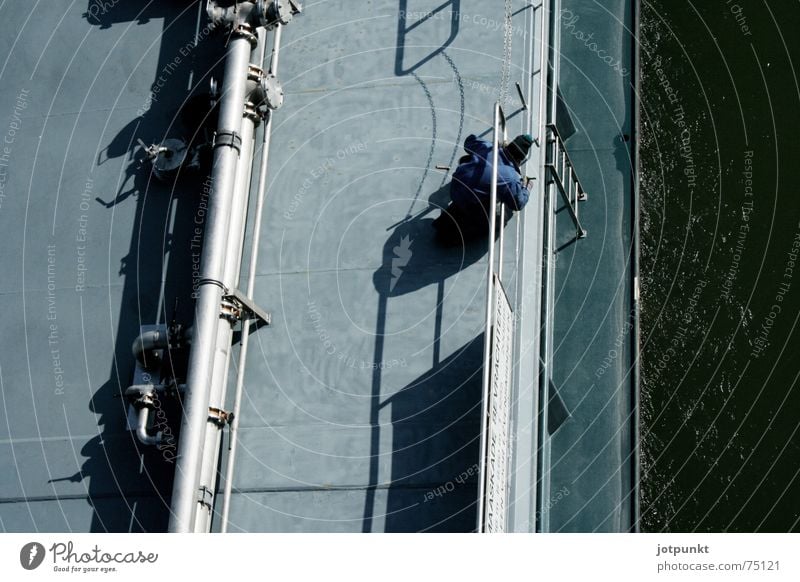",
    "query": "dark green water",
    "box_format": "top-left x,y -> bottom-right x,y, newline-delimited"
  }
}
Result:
640,0 -> 800,532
